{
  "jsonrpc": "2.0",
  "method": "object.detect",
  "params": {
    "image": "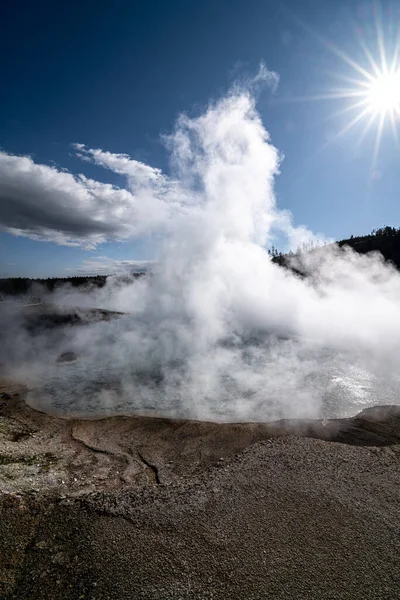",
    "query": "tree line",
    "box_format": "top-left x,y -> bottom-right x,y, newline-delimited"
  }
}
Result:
270,225 -> 400,269
2,225 -> 400,298
0,273 -> 146,299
